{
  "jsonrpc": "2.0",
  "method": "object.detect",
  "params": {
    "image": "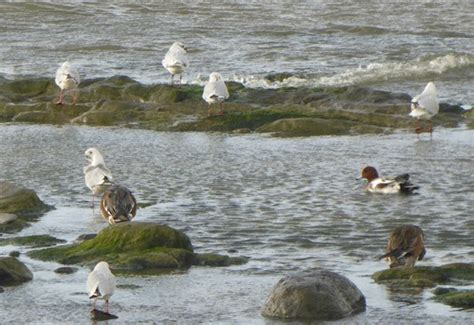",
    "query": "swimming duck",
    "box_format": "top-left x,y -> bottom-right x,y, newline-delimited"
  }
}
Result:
379,225 -> 426,268
360,166 -> 419,194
